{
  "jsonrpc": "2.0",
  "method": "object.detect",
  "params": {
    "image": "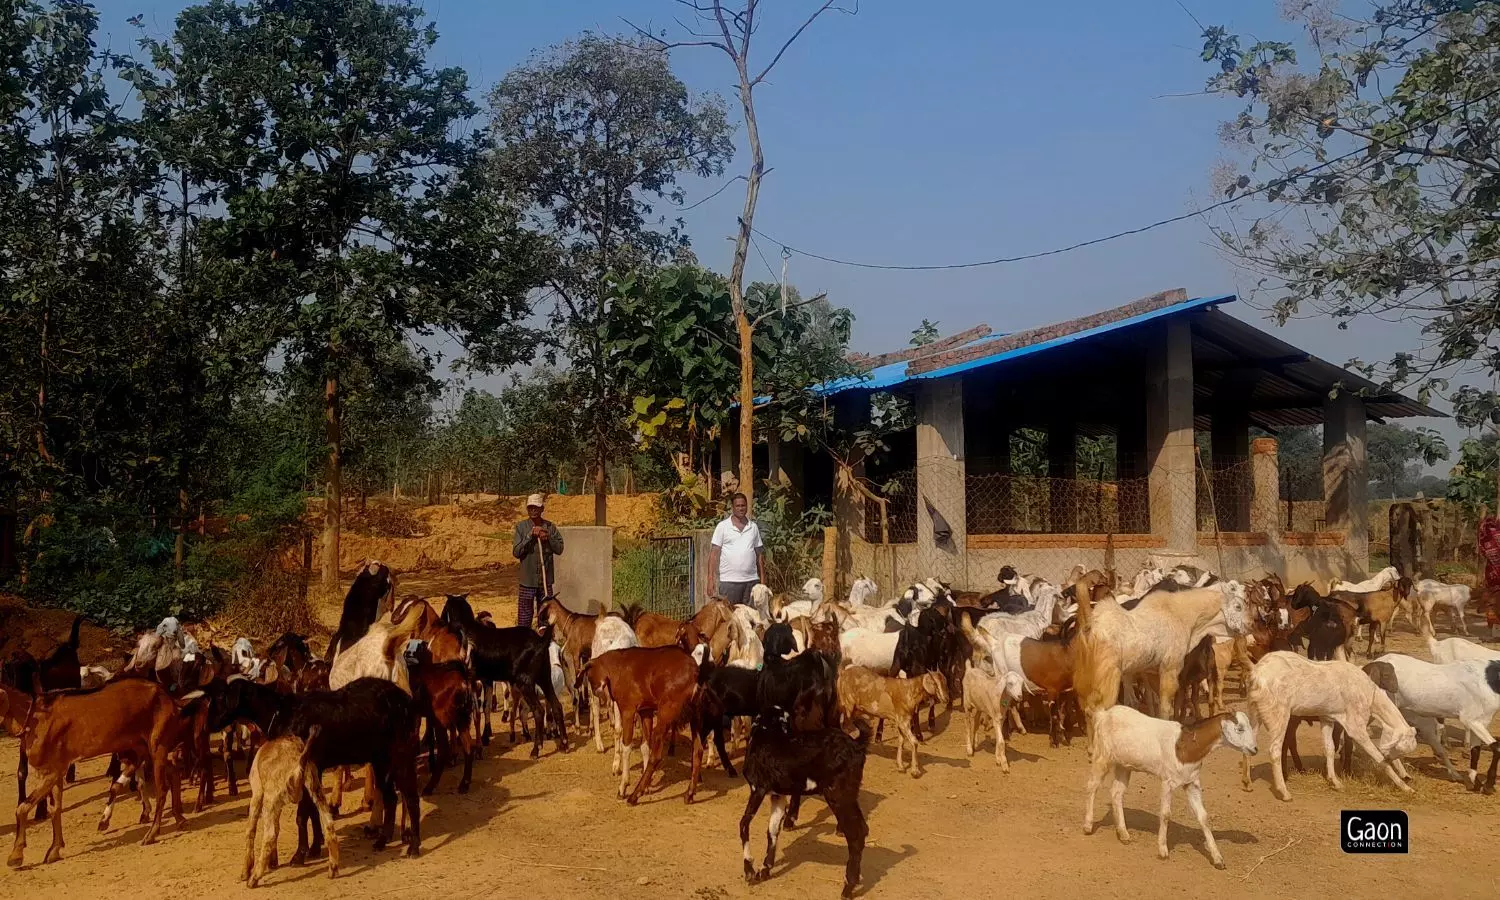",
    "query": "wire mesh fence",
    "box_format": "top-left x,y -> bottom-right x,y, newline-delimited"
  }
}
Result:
863,467 -> 917,544
1280,463 -> 1327,532
965,472 -> 1150,534
1196,457 -> 1254,533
